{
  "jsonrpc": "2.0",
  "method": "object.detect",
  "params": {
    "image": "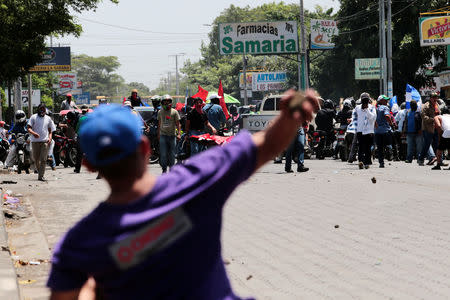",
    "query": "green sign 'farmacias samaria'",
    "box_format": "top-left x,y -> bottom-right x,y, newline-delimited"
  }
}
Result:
219,21 -> 299,55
